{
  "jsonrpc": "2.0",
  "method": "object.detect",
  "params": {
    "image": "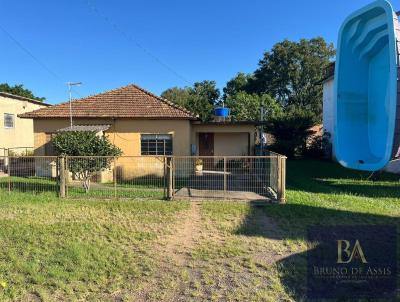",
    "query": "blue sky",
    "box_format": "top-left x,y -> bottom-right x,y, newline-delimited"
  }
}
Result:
1,0 -> 397,104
